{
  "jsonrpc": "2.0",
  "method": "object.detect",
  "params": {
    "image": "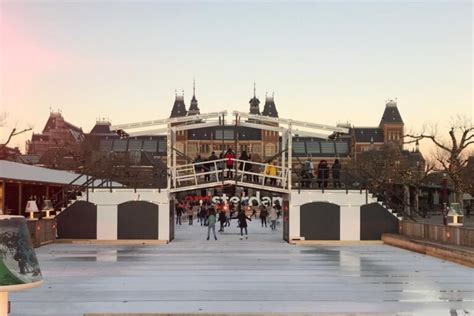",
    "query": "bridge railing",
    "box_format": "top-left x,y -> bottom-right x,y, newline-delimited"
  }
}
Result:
171,158 -> 290,191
